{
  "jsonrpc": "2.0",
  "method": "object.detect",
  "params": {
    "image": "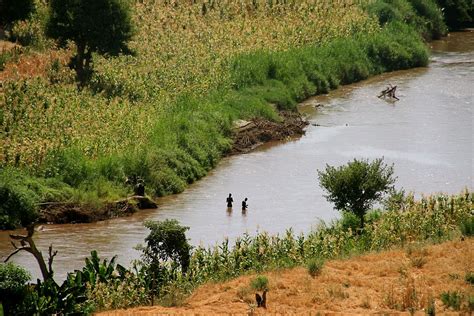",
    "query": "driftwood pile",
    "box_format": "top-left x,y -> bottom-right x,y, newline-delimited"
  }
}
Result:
231,111 -> 308,154
378,84 -> 399,100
